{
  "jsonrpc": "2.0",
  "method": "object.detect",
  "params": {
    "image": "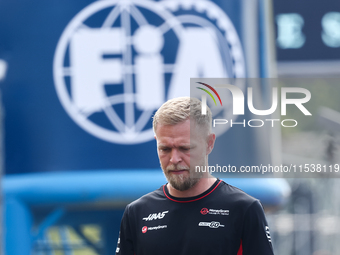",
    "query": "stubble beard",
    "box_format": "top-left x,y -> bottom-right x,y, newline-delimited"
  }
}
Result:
163,164 -> 203,191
